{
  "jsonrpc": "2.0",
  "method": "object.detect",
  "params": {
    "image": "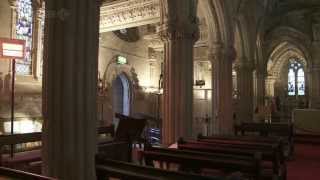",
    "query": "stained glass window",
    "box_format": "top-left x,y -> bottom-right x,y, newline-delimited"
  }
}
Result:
288,69 -> 295,96
297,69 -> 305,96
16,0 -> 33,75
288,60 -> 305,96
39,4 -> 45,77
